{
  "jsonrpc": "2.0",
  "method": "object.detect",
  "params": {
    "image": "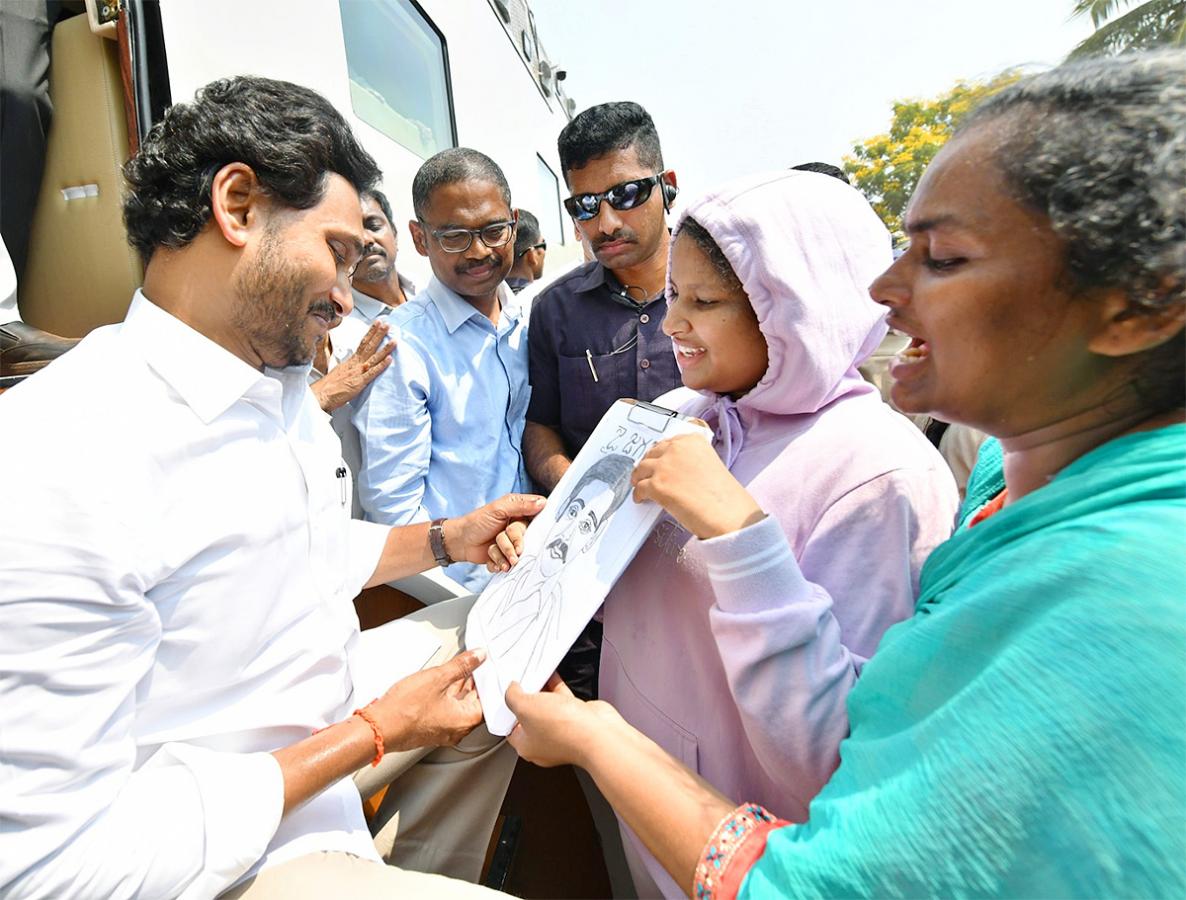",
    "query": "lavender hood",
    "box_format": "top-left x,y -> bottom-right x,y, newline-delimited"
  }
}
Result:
669,170 -> 892,425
